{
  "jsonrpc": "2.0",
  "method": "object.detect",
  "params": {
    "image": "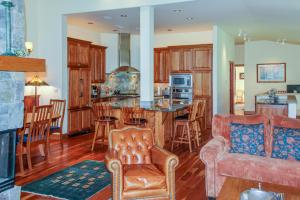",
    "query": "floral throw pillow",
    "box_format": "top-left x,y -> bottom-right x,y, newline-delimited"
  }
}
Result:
271,127 -> 300,161
229,123 -> 266,156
